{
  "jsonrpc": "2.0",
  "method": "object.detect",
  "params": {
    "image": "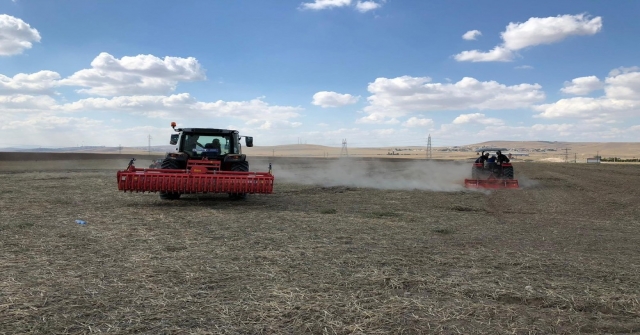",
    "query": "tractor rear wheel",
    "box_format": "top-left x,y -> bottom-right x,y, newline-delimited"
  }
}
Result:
503,166 -> 514,179
159,158 -> 183,200
471,166 -> 479,179
229,162 -> 249,200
